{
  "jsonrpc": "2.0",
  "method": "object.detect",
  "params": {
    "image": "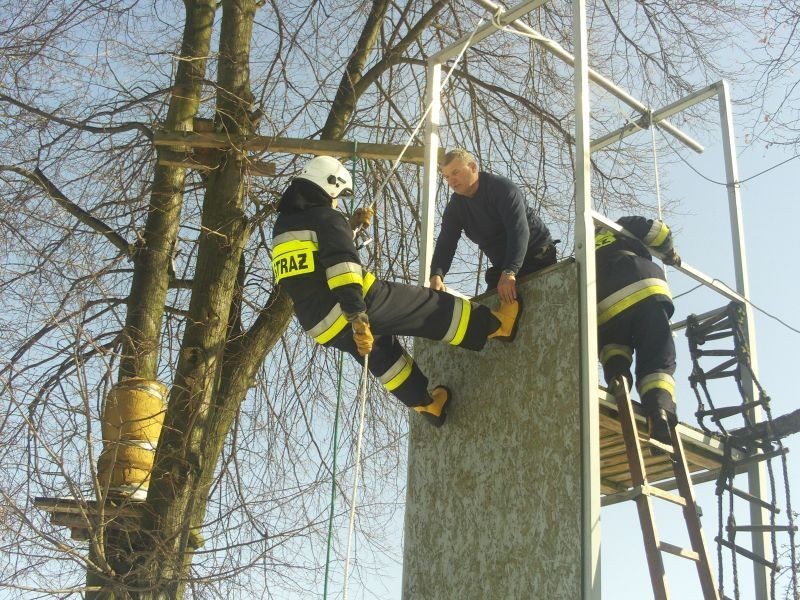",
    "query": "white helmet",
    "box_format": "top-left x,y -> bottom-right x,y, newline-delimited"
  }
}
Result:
295,155 -> 353,199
